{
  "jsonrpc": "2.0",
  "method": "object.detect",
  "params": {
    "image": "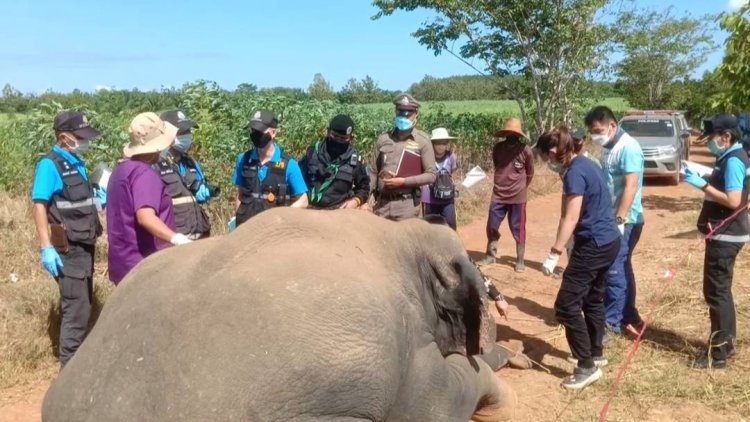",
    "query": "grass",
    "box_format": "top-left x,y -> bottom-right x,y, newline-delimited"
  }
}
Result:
359,97 -> 630,115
